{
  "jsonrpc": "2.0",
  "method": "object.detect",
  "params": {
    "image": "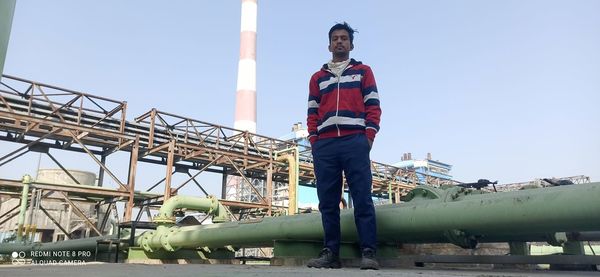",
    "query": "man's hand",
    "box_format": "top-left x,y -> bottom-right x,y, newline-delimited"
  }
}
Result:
368,139 -> 373,150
